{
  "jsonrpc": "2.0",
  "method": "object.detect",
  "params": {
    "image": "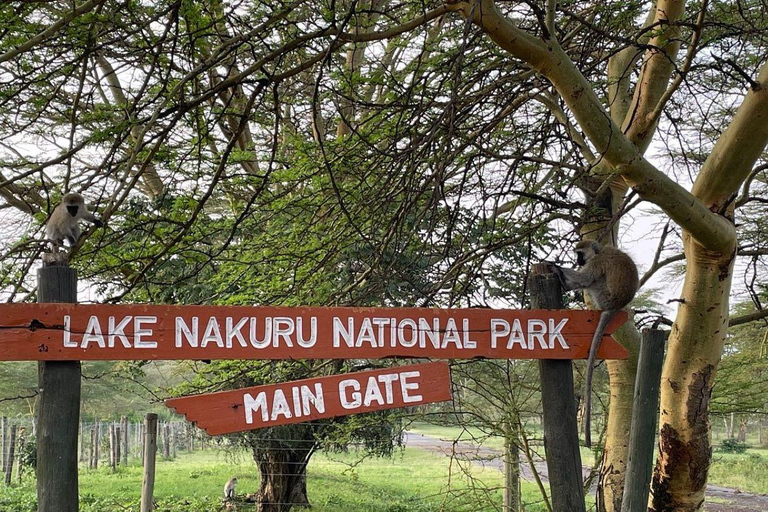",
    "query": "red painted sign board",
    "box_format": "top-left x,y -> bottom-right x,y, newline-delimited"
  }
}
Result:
0,303 -> 628,361
166,362 -> 453,434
